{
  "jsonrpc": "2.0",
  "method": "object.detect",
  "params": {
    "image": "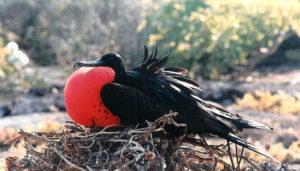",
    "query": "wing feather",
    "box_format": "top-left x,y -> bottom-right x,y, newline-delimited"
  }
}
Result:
124,45 -> 273,157
101,83 -> 170,125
